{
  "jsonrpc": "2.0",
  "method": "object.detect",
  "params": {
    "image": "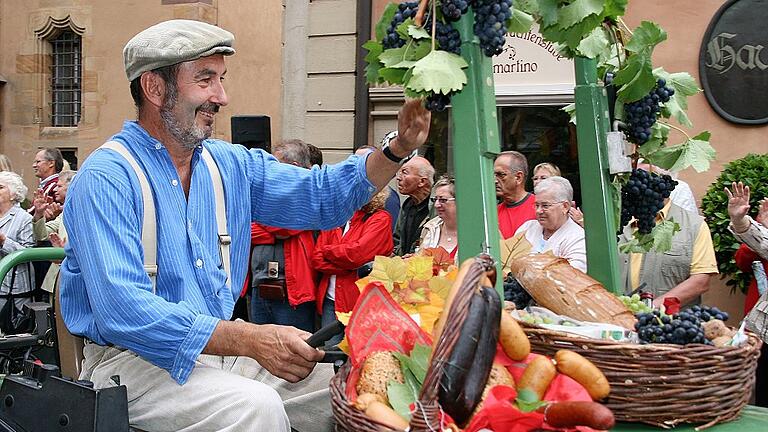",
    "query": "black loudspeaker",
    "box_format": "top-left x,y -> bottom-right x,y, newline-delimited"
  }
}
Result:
231,115 -> 271,152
